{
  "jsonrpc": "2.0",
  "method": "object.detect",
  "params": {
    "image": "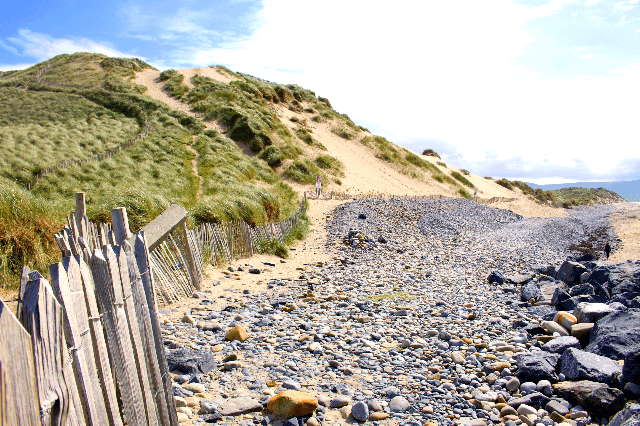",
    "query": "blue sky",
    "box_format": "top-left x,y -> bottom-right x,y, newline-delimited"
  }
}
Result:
2,0 -> 639,184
